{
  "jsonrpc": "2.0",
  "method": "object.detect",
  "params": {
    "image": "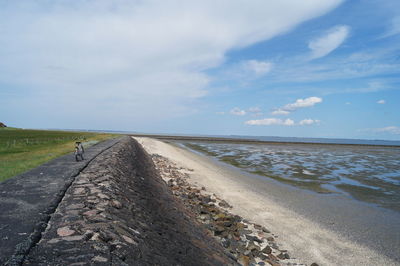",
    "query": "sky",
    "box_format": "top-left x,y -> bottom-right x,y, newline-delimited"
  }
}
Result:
1,0 -> 399,140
